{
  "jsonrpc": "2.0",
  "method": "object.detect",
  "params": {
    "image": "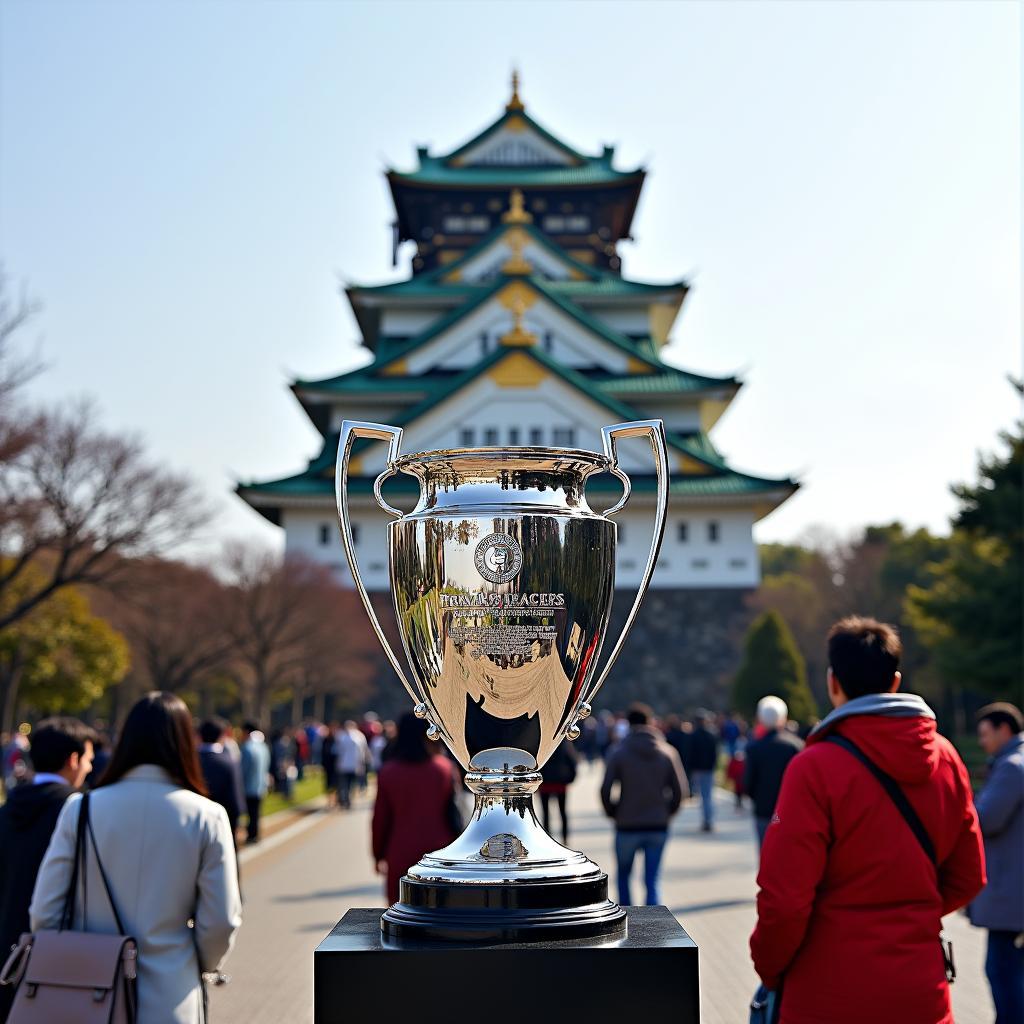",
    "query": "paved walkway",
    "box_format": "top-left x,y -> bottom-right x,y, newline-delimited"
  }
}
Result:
211,763 -> 993,1023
